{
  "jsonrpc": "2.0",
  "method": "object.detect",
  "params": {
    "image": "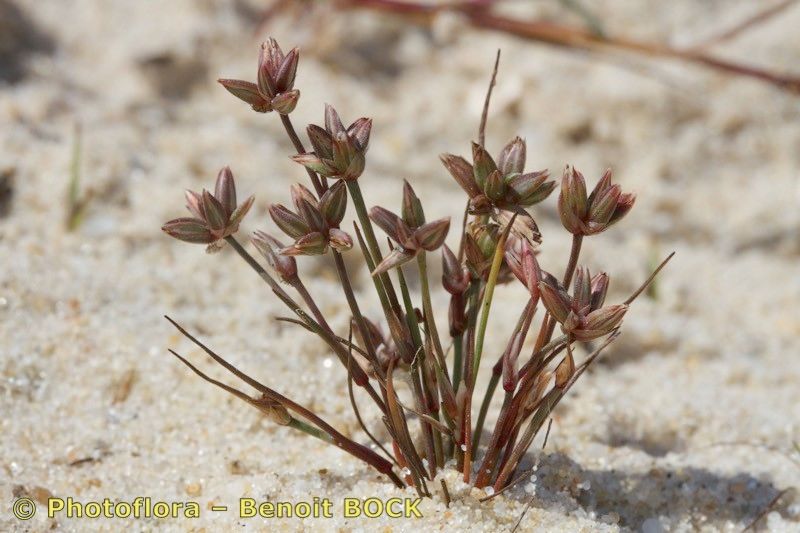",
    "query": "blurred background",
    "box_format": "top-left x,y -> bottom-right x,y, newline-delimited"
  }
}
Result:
2,1 -> 799,531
